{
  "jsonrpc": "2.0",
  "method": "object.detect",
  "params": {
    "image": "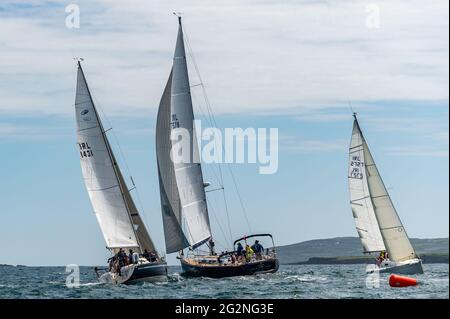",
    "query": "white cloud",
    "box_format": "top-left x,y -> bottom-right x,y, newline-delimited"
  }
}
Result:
385,145 -> 449,157
432,131 -> 449,144
280,135 -> 346,153
0,122 -> 69,140
0,0 -> 448,117
294,111 -> 351,123
358,115 -> 449,157
365,116 -> 448,134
